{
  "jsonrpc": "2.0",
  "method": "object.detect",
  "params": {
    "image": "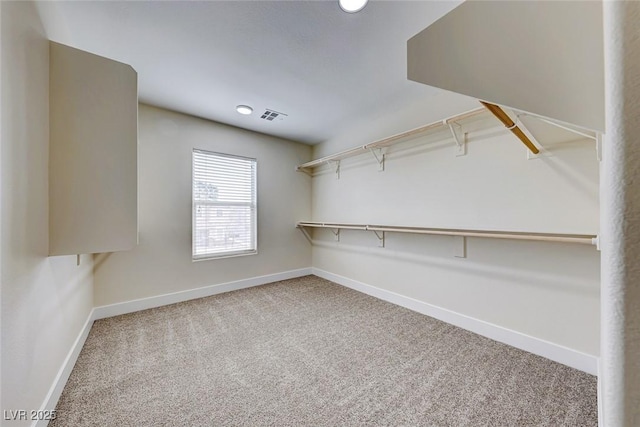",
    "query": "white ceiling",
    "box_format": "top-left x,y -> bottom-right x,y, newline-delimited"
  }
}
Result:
37,1 -> 462,144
